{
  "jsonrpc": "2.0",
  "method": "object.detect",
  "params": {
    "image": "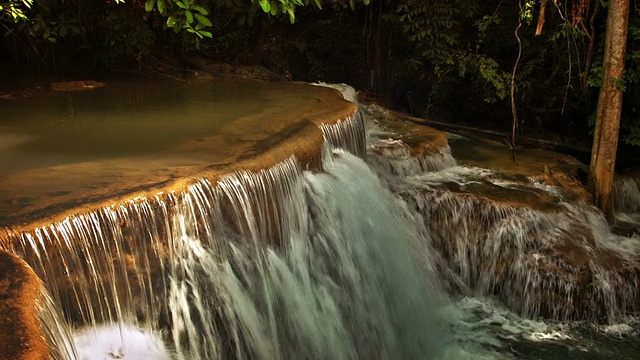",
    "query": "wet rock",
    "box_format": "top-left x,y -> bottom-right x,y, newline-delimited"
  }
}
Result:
0,250 -> 49,360
449,137 -> 590,203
